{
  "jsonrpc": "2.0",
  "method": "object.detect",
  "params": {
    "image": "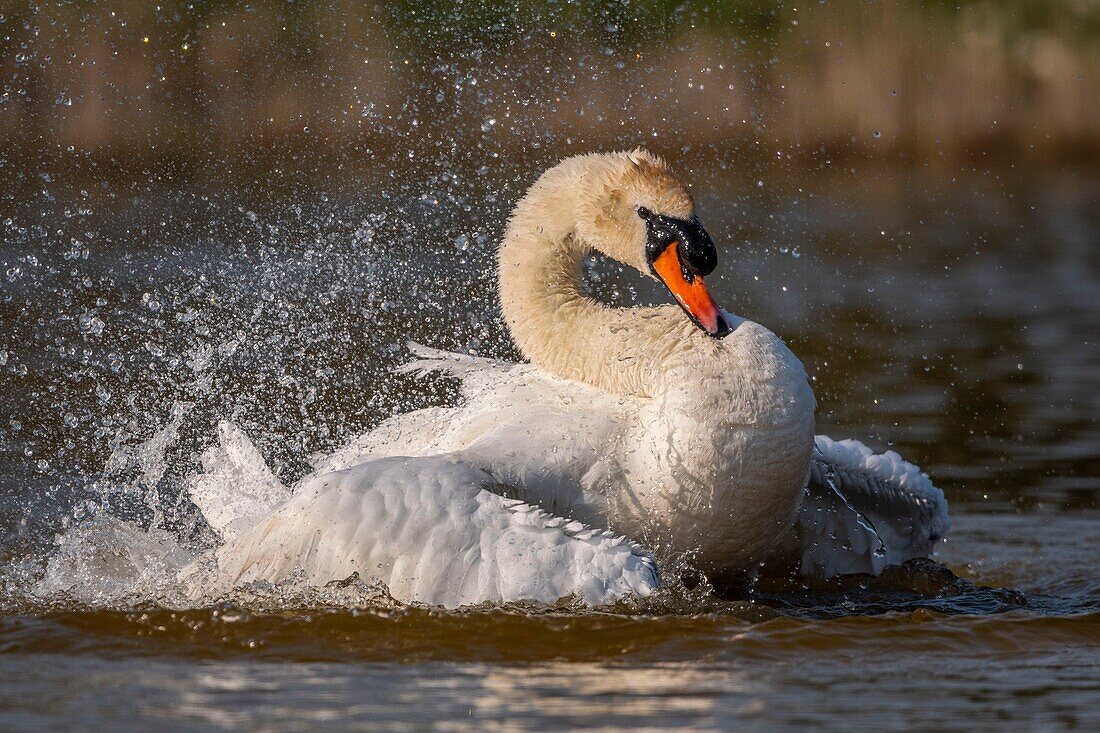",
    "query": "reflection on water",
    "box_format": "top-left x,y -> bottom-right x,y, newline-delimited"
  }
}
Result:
2,602 -> 1099,730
